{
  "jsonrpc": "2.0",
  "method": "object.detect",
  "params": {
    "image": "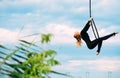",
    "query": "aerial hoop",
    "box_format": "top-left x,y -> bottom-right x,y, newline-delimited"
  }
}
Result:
89,0 -> 99,39
89,0 -> 92,17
